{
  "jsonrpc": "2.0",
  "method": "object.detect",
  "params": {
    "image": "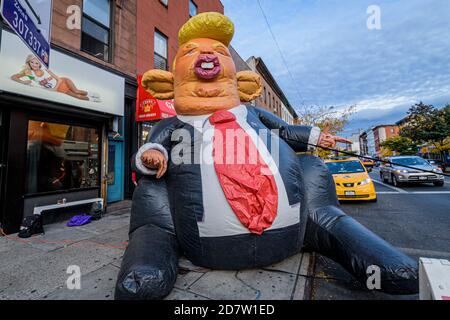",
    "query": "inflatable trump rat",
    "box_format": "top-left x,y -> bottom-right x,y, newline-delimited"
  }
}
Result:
115,12 -> 418,299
